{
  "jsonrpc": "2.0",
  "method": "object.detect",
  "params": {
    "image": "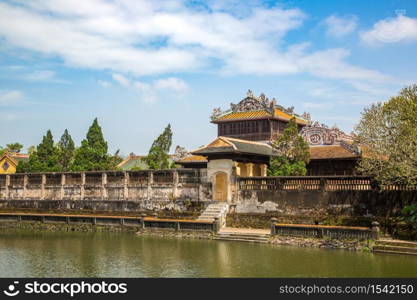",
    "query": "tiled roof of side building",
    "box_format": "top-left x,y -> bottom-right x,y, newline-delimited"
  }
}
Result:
177,155 -> 208,163
192,136 -> 273,156
10,153 -> 29,163
118,154 -> 177,170
309,145 -> 360,160
117,155 -> 148,170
